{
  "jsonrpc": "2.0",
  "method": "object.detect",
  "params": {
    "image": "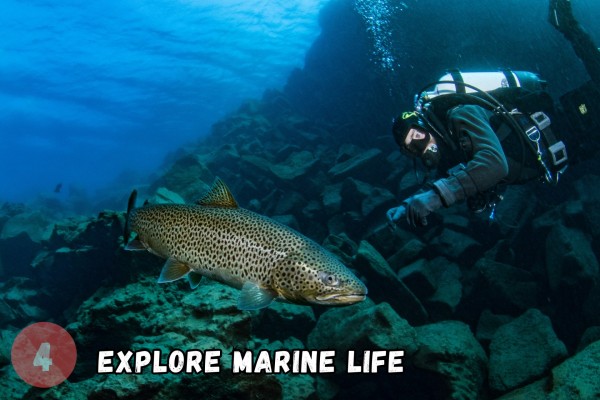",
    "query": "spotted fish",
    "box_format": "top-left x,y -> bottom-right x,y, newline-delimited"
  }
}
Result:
124,178 -> 367,310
